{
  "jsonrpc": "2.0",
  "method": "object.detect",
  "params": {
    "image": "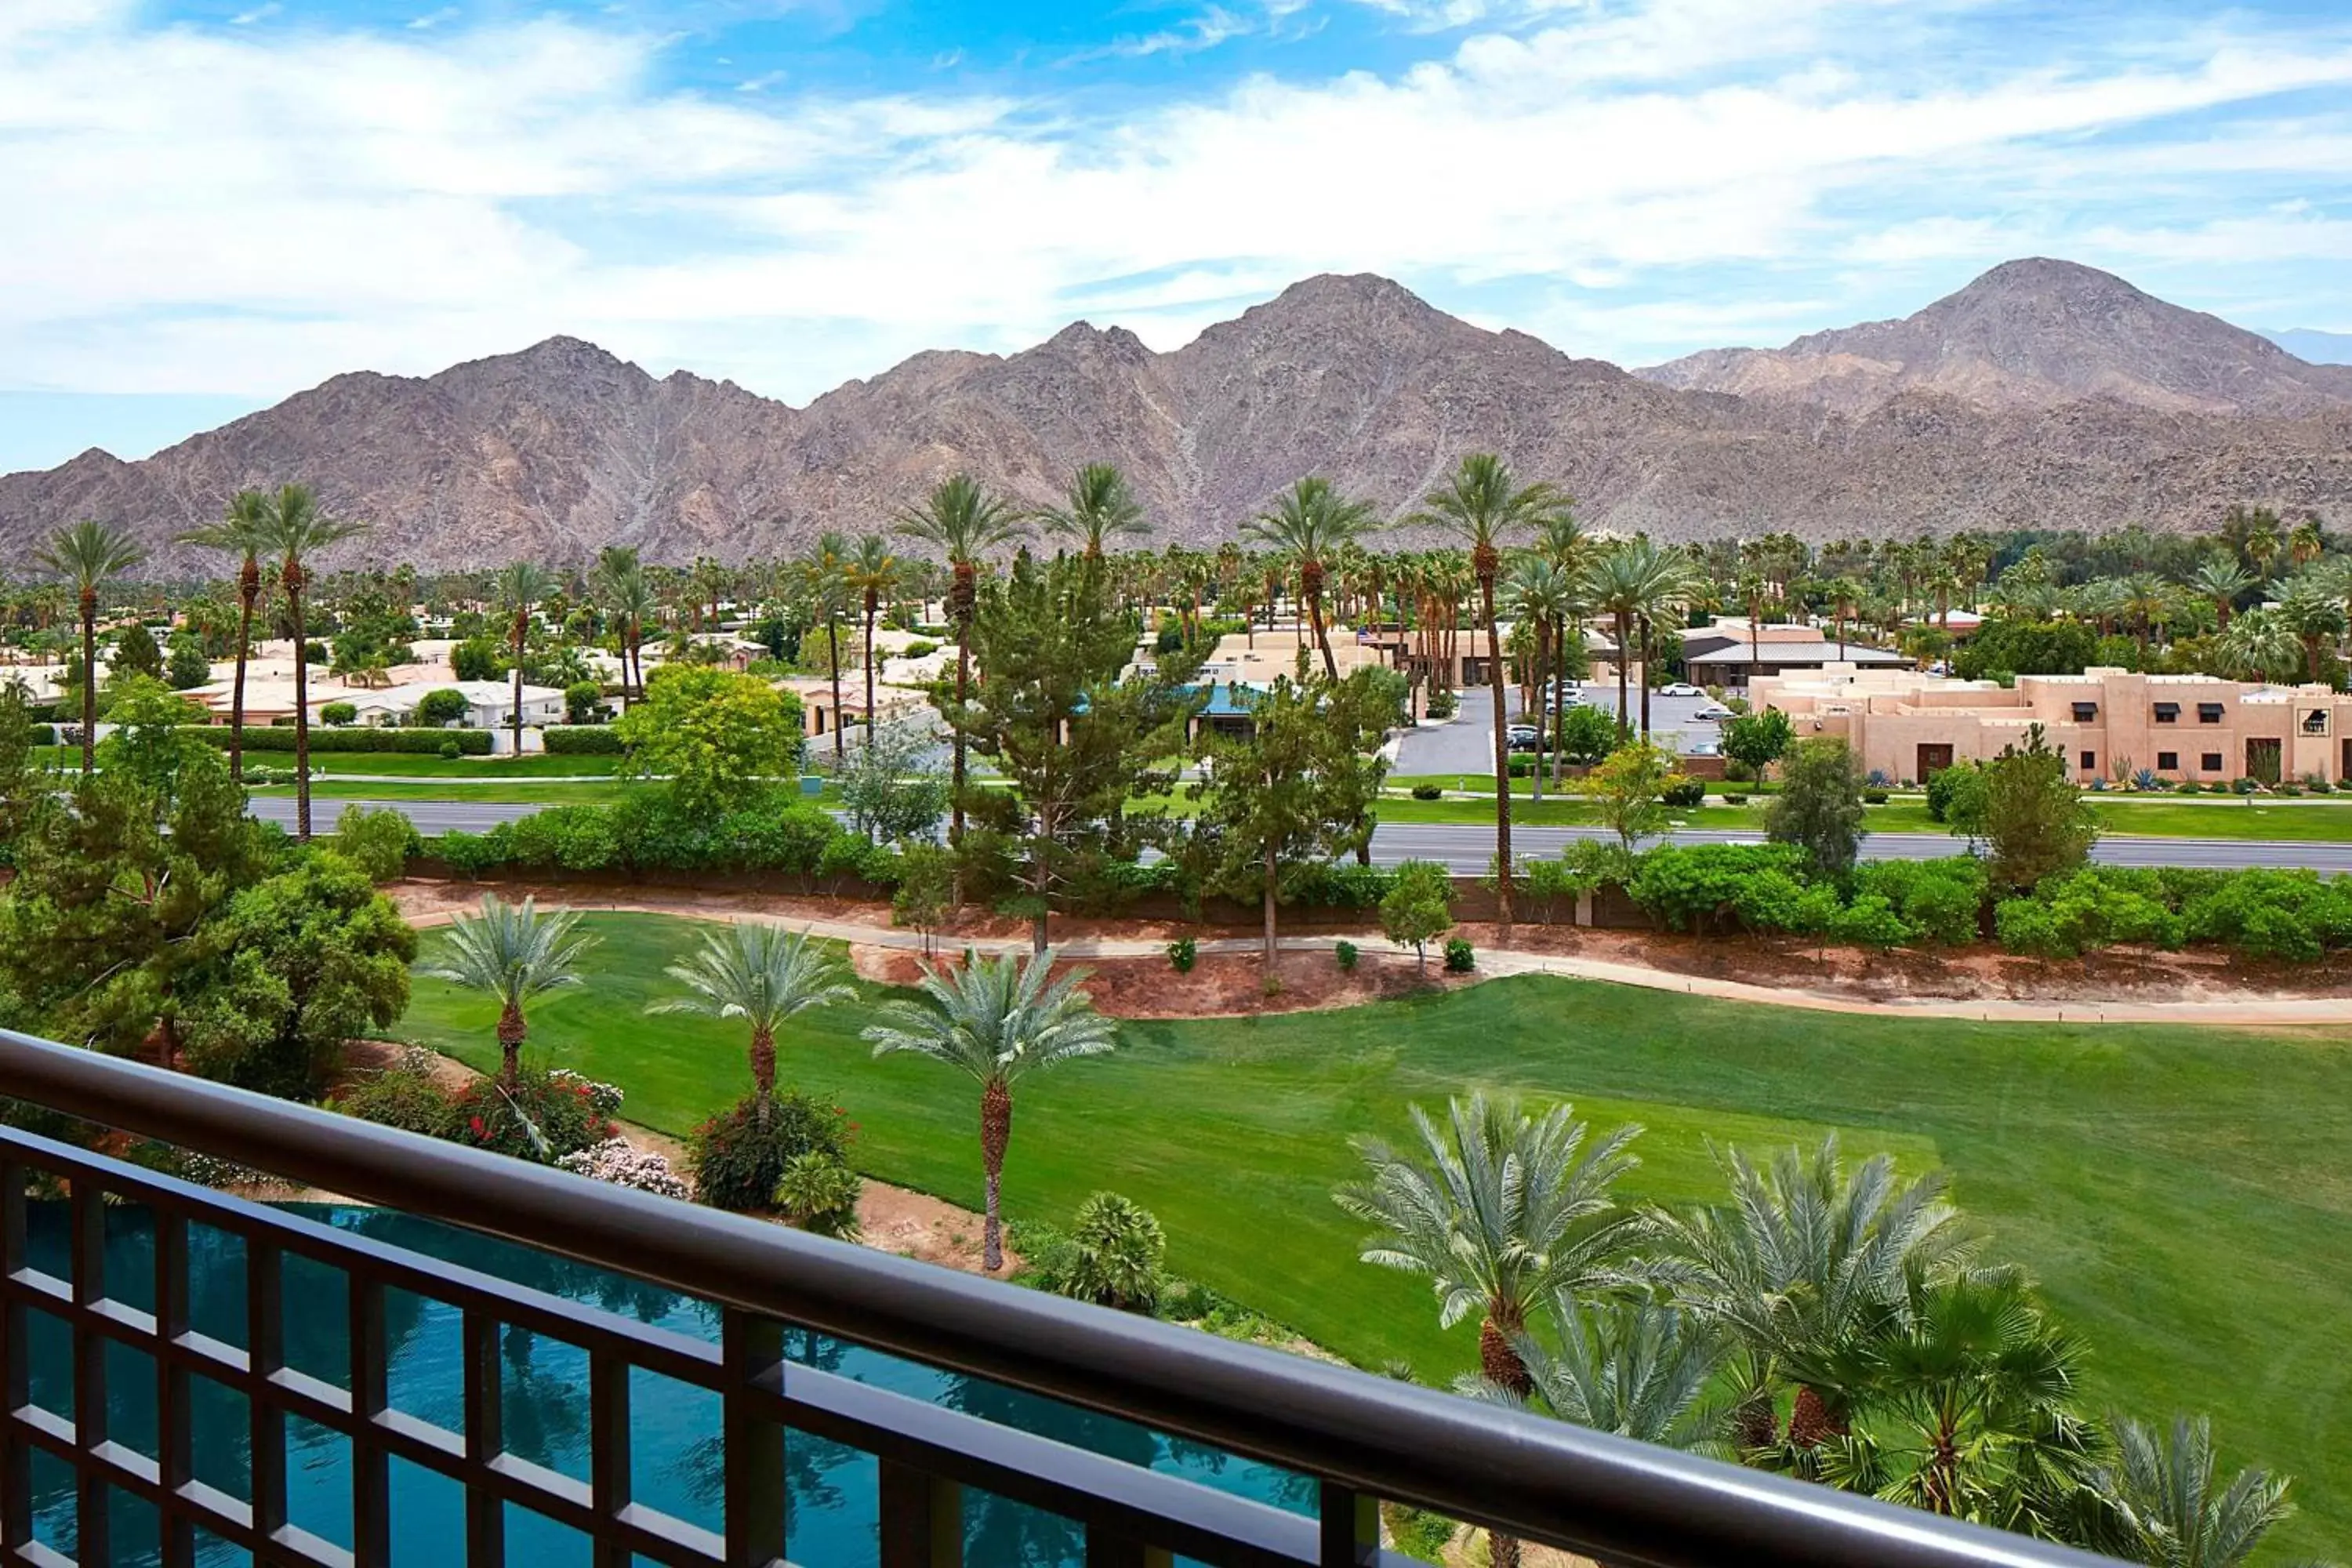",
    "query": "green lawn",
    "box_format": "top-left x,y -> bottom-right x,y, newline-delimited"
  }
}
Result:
395,912 -> 2352,1555
249,779 -> 647,804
